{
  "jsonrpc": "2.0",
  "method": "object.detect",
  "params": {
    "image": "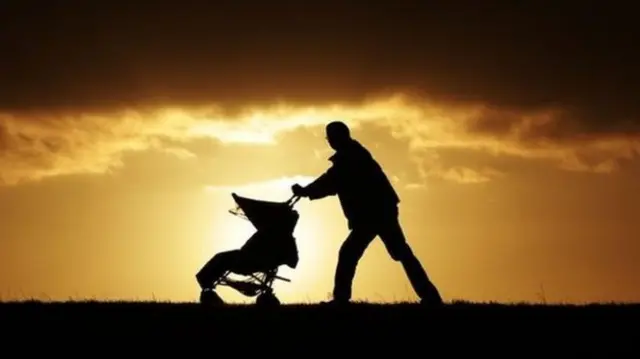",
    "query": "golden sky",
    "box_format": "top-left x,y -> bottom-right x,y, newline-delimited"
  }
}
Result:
1,2 -> 639,304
